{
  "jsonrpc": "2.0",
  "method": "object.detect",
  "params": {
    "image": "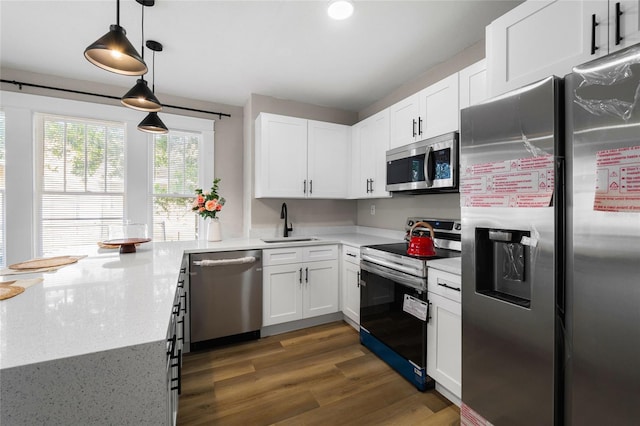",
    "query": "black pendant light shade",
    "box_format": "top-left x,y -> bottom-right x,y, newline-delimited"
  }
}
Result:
121,78 -> 162,111
138,112 -> 168,134
84,0 -> 147,76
